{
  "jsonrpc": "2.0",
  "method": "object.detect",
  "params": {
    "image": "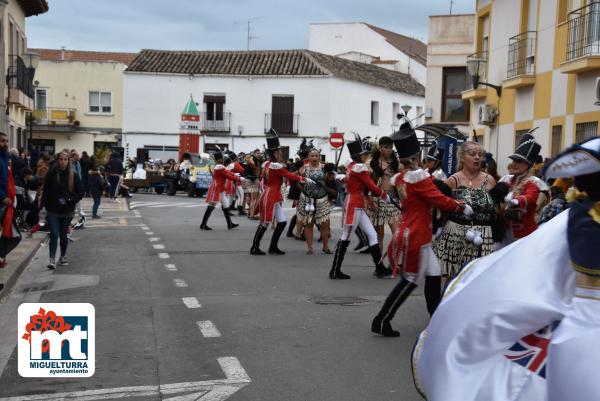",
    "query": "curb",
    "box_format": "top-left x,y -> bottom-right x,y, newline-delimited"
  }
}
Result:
0,235 -> 44,302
